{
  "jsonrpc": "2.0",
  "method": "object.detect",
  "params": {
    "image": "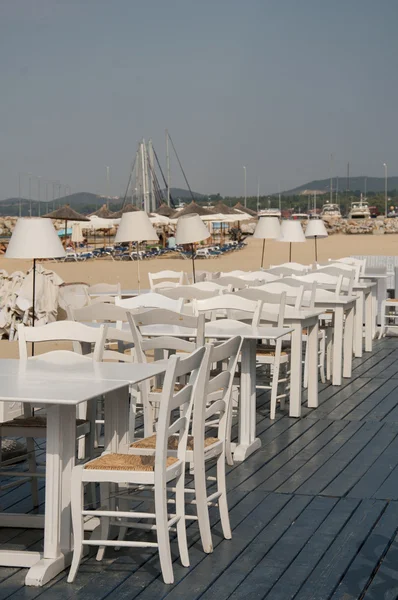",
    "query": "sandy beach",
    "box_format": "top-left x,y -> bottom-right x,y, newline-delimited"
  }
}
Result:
0,233 -> 395,358
0,233 -> 395,290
